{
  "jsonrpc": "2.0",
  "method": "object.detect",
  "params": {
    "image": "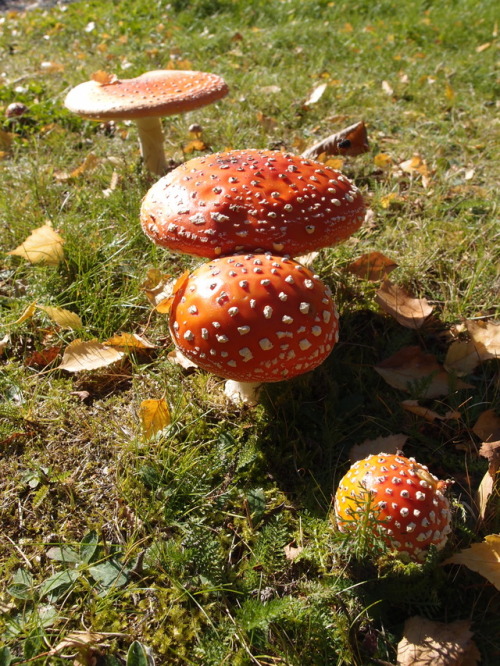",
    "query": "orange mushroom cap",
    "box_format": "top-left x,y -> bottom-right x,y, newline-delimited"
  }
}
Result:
64,70 -> 229,121
334,453 -> 452,562
140,149 -> 365,258
169,253 -> 339,383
